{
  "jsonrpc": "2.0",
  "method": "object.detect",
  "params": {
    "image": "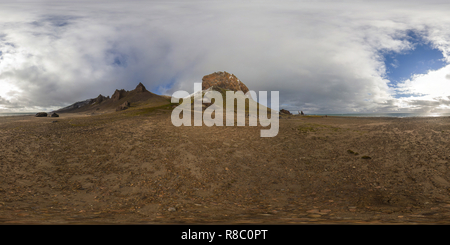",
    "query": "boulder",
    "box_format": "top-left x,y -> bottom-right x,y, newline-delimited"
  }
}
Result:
35,112 -> 47,117
51,112 -> 59,117
280,109 -> 292,115
202,71 -> 250,94
116,101 -> 130,111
